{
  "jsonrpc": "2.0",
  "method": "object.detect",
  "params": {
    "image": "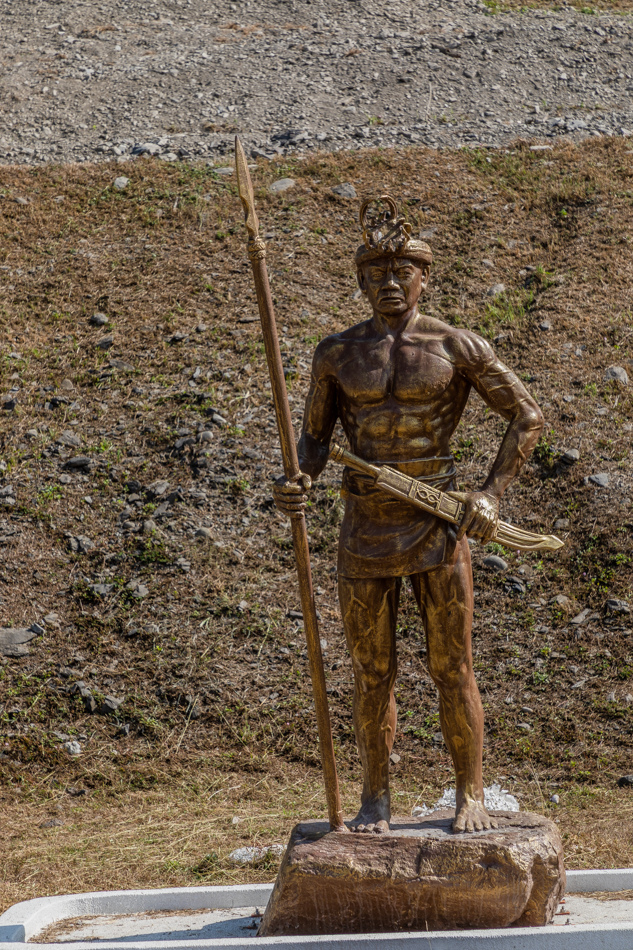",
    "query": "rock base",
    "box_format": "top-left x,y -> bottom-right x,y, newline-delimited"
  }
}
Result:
259,810 -> 565,937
